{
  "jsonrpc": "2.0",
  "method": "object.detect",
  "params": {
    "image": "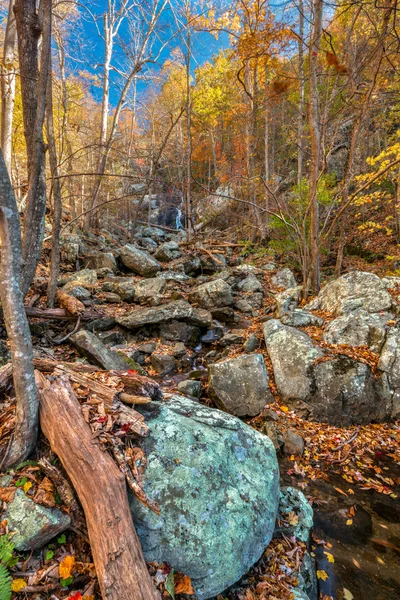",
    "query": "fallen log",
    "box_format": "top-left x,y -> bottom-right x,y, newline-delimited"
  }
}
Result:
36,372 -> 160,600
55,289 -> 85,316
24,307 -> 104,321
